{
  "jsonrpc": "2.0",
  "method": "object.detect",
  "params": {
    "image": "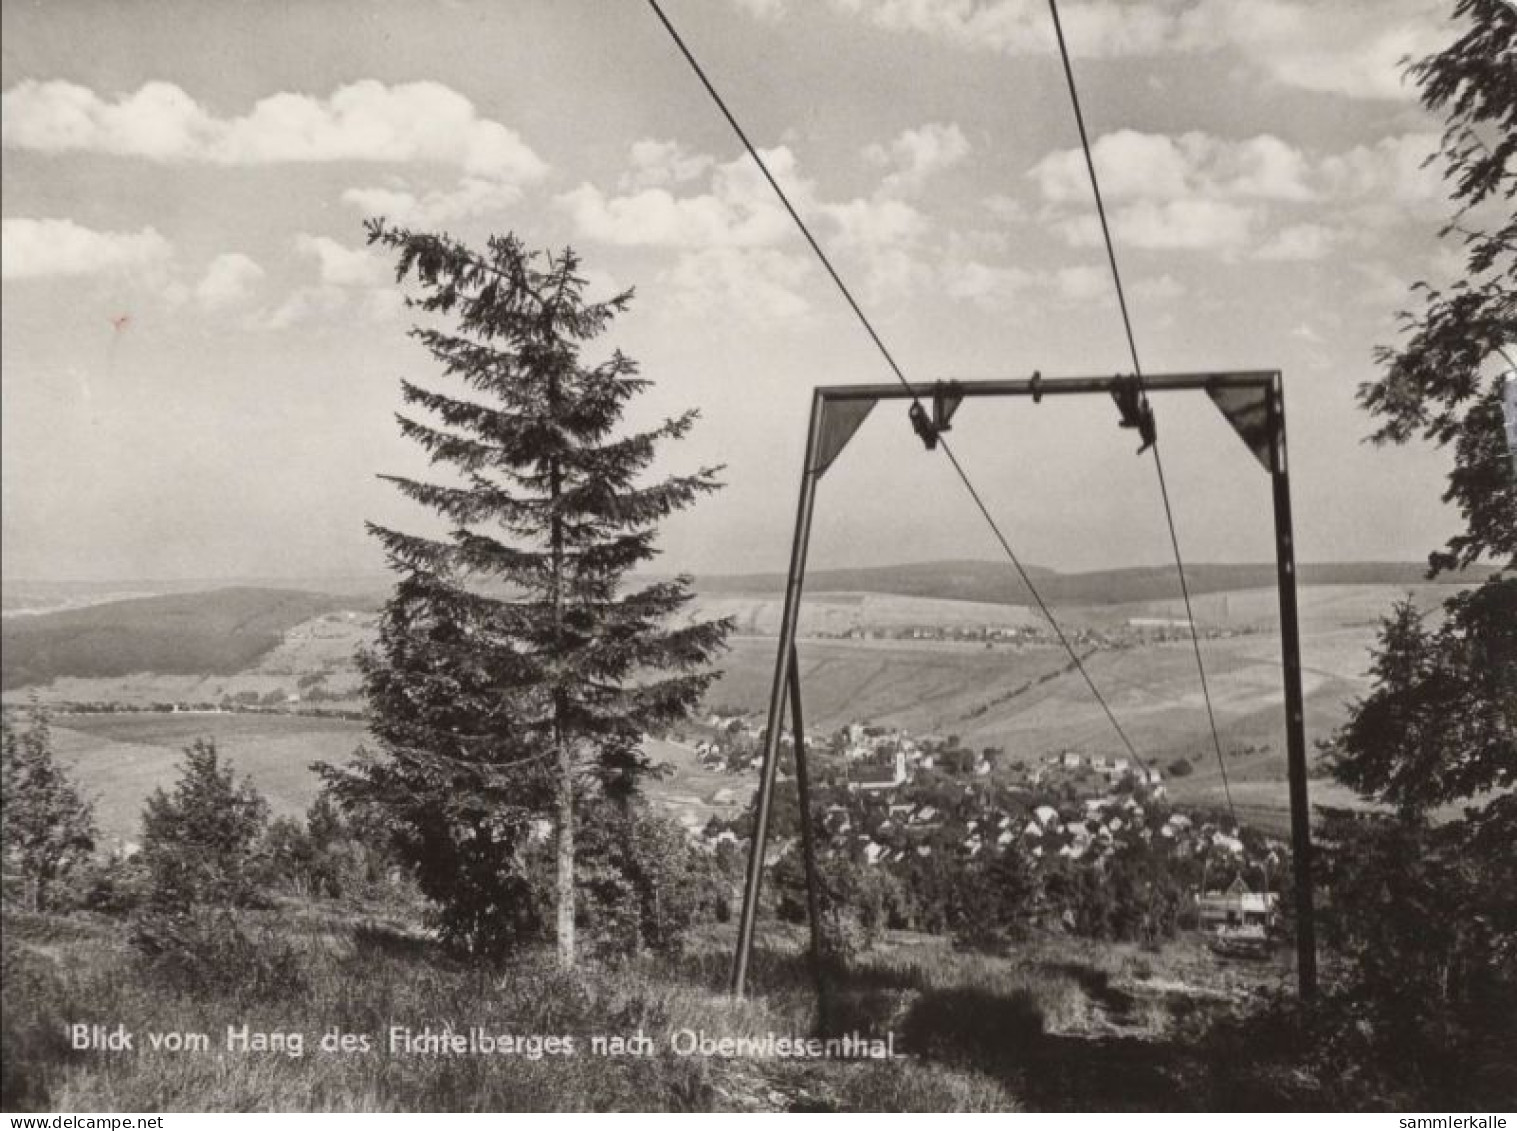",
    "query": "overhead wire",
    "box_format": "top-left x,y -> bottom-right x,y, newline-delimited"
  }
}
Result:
1044,0 -> 1236,822
646,0 -> 1150,774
